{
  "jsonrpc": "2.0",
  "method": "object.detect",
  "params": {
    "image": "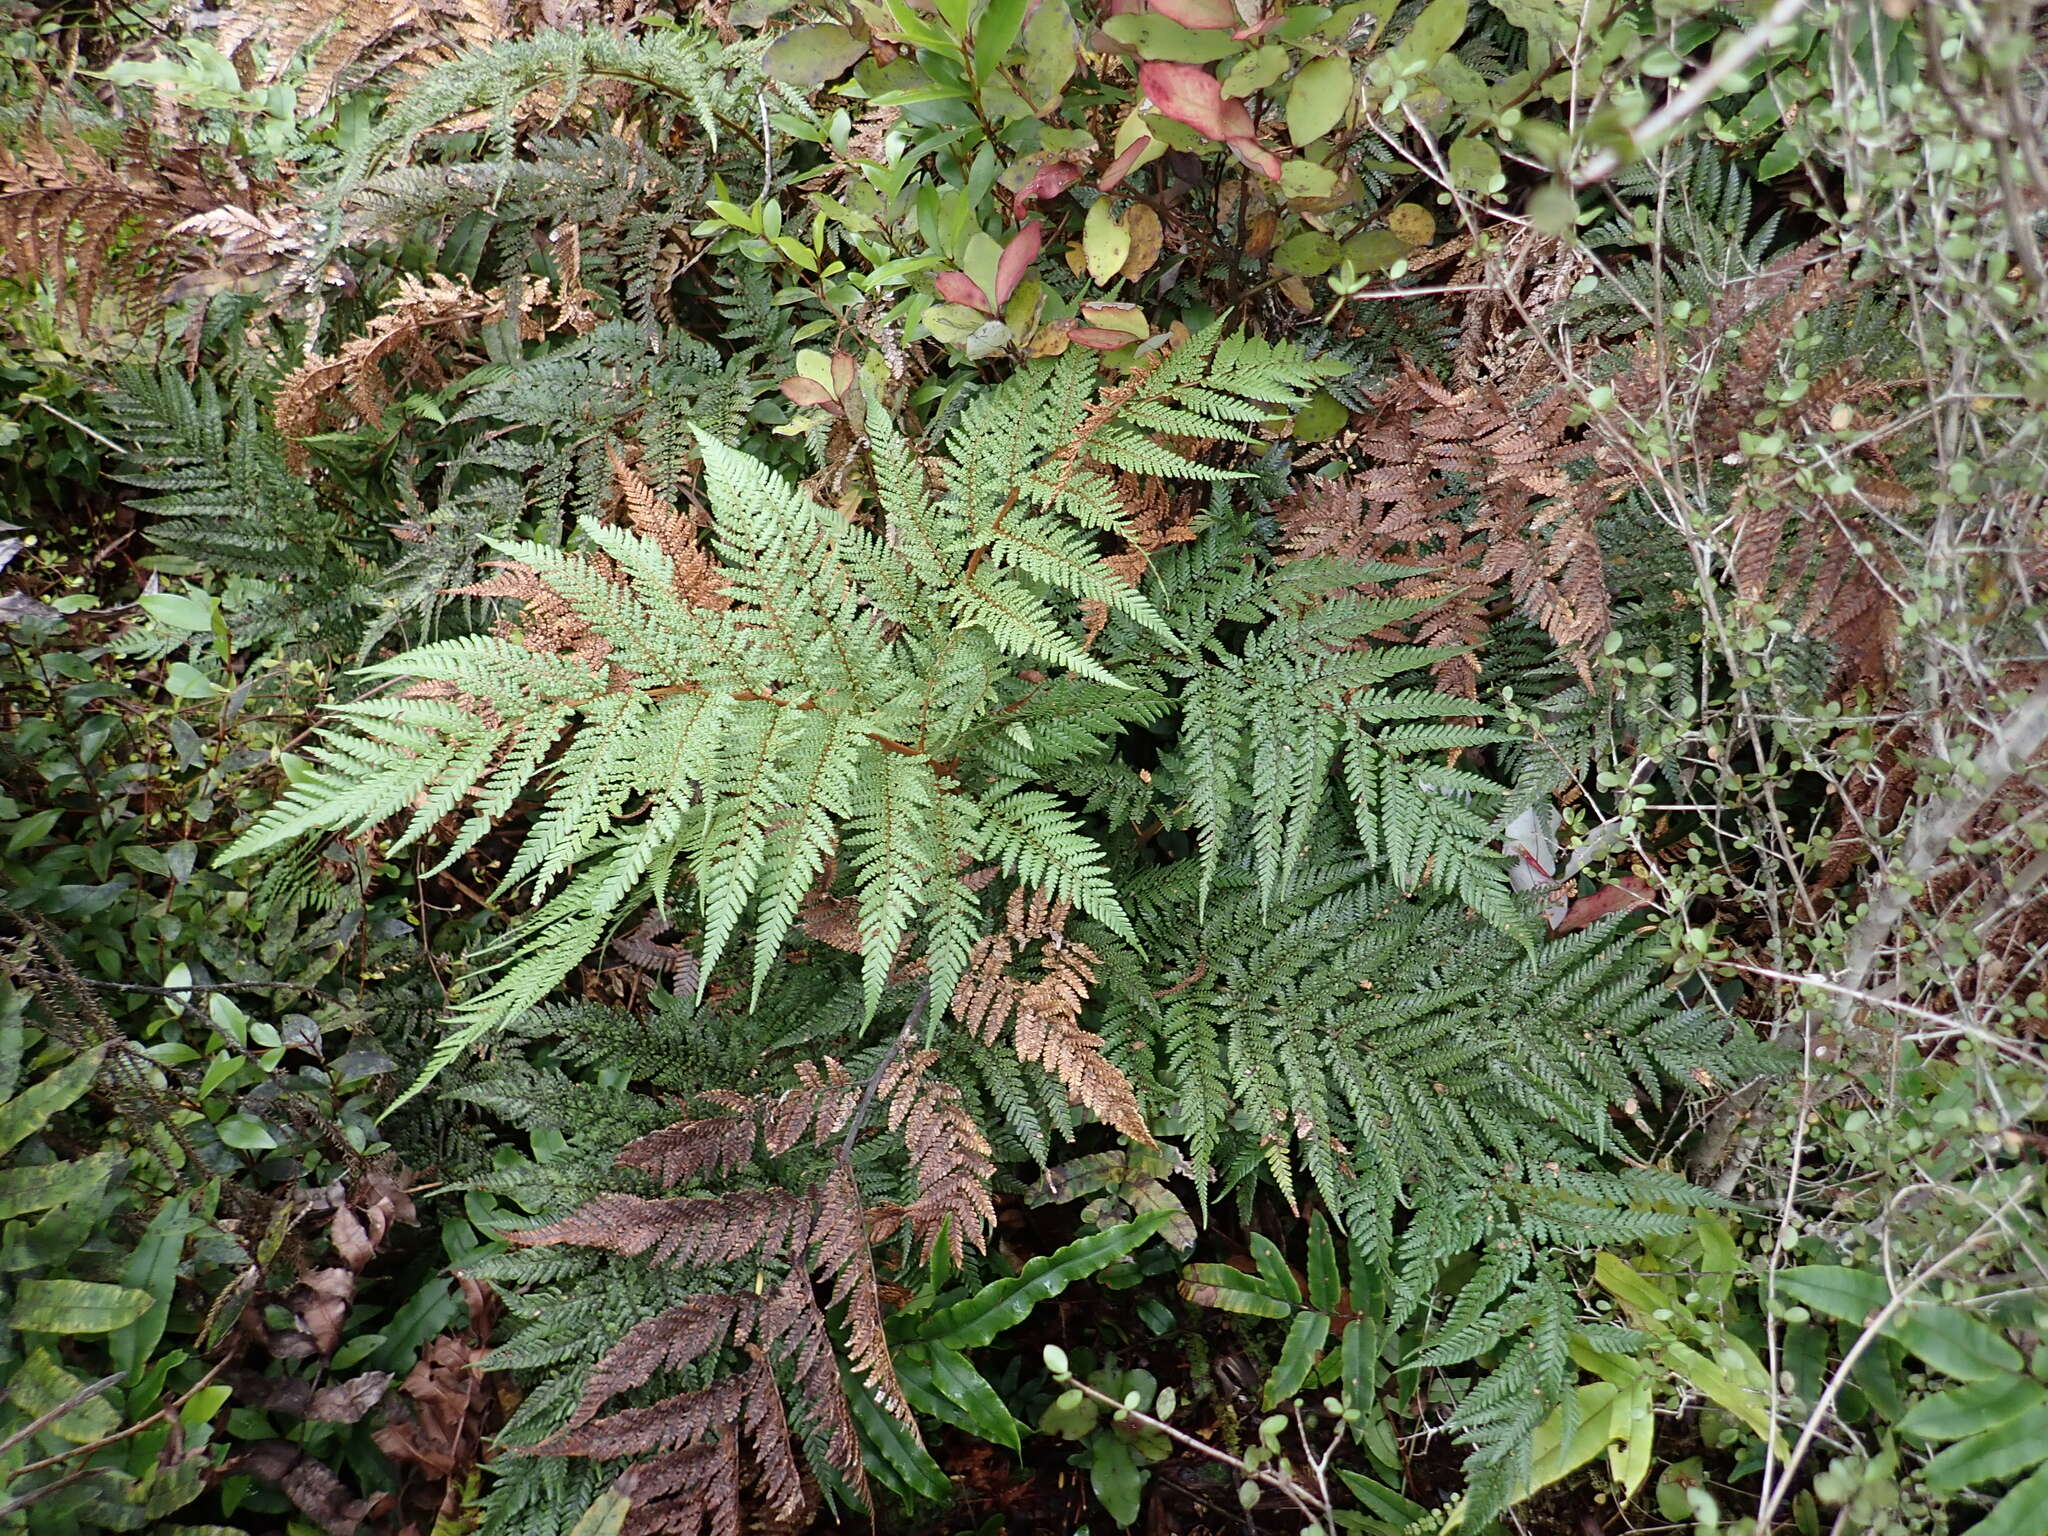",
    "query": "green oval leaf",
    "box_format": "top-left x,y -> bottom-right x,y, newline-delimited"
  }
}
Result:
761,23 -> 870,86
1287,54 -> 1352,146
